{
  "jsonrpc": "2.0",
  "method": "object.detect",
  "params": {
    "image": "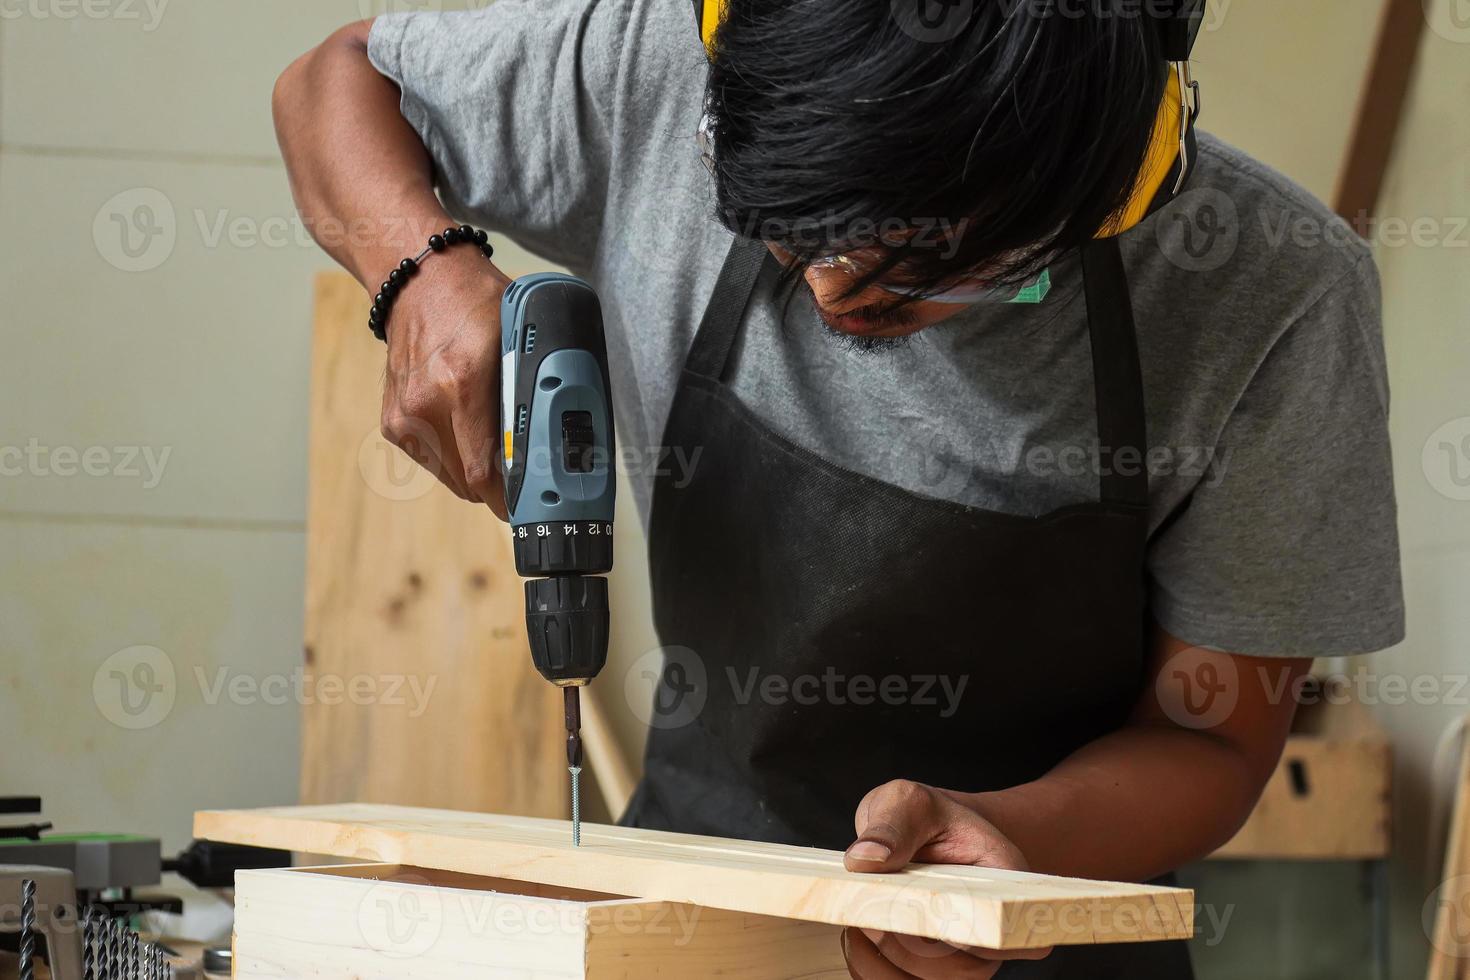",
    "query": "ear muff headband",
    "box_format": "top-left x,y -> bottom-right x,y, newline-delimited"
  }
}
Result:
693,0 -> 1203,238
